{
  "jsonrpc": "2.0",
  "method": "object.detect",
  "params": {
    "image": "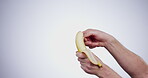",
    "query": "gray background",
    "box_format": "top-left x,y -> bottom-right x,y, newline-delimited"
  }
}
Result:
1,0 -> 148,78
